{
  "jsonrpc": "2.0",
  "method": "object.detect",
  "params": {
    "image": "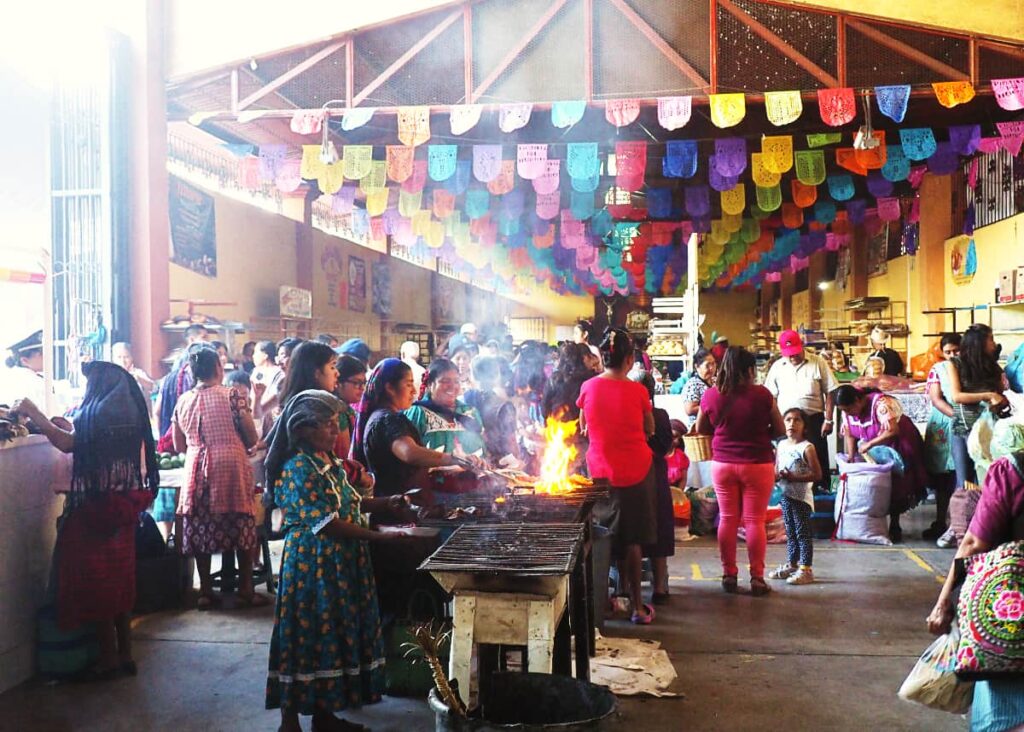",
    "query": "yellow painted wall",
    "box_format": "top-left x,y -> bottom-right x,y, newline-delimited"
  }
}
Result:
701,290 -> 758,347
168,193 -> 299,333
780,0 -> 1024,42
